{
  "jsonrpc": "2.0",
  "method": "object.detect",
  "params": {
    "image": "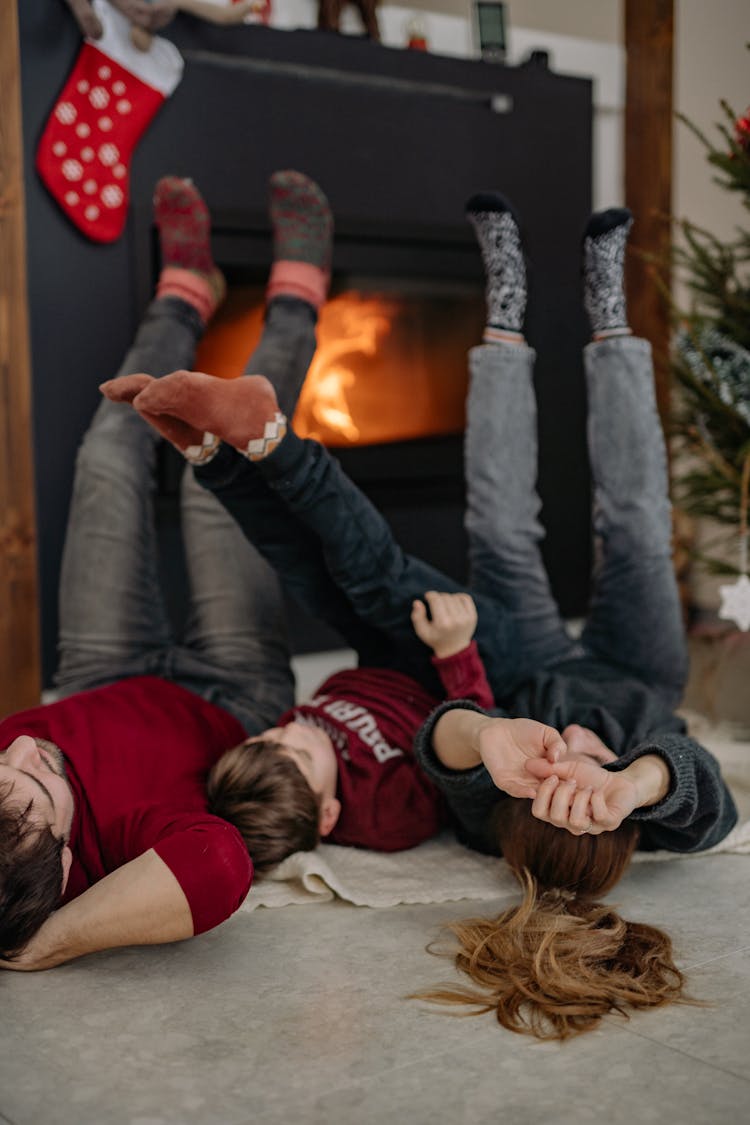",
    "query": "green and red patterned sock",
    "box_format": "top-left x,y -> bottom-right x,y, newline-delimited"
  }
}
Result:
153,176 -> 225,324
266,170 -> 333,310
